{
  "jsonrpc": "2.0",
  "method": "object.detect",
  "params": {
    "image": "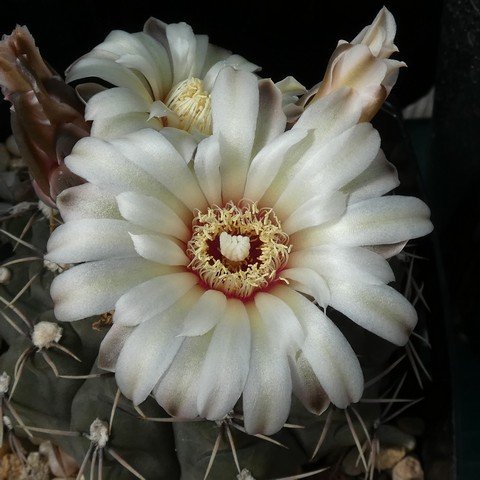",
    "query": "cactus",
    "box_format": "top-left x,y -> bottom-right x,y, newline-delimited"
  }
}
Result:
0,9 -> 432,480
